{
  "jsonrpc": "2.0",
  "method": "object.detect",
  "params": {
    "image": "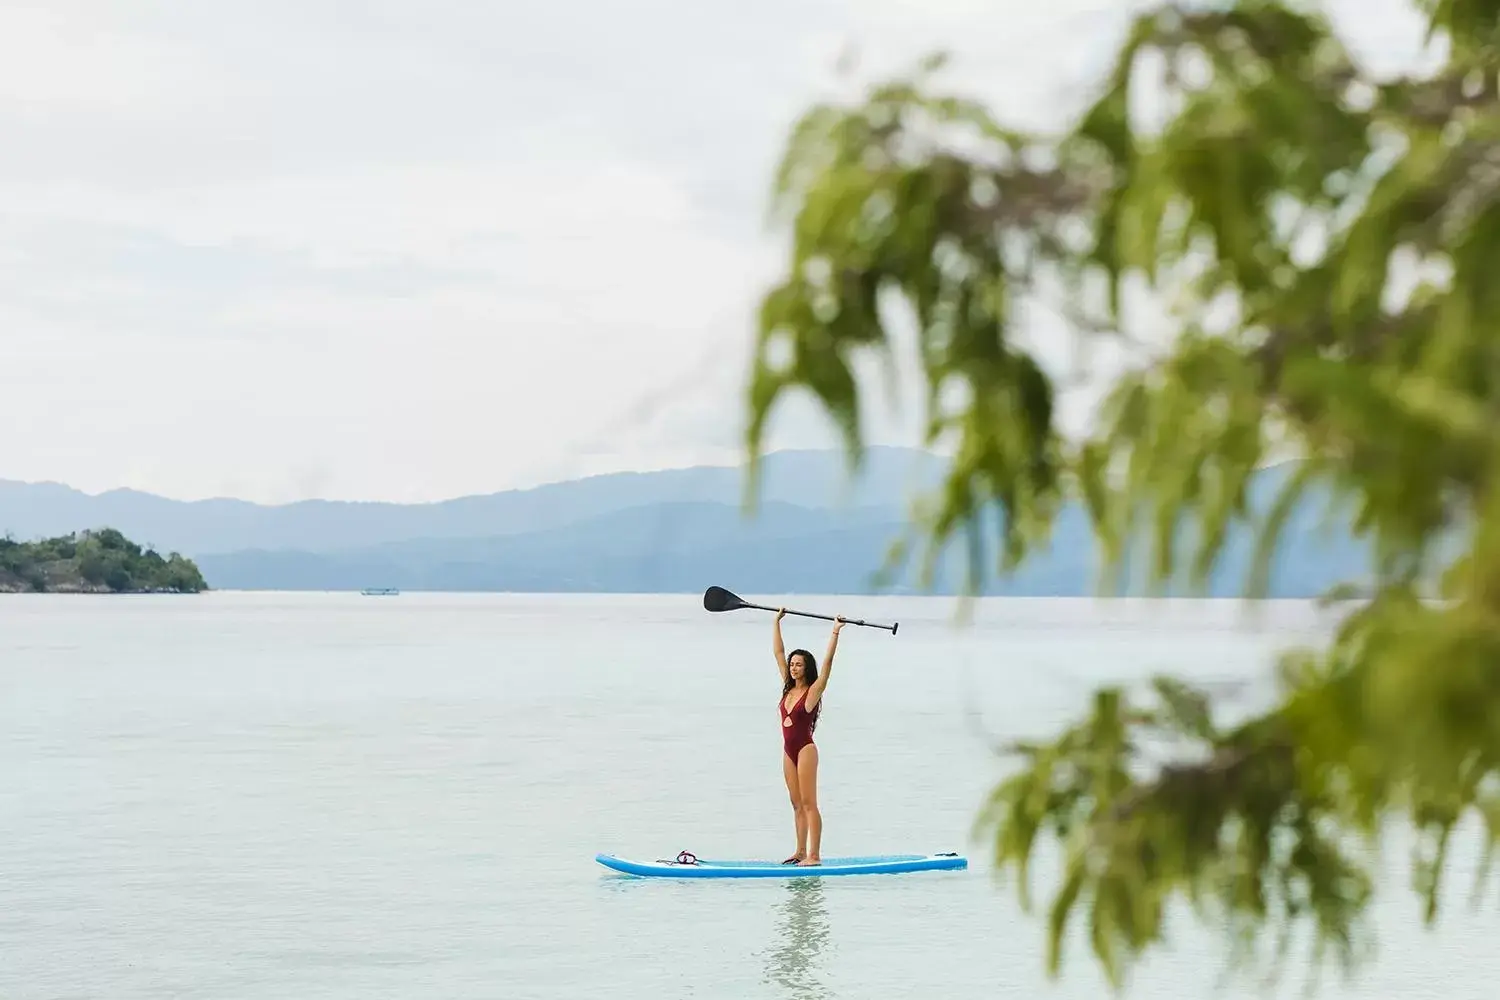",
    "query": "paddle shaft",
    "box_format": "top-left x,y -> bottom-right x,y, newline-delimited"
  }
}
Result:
738,599 -> 898,634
